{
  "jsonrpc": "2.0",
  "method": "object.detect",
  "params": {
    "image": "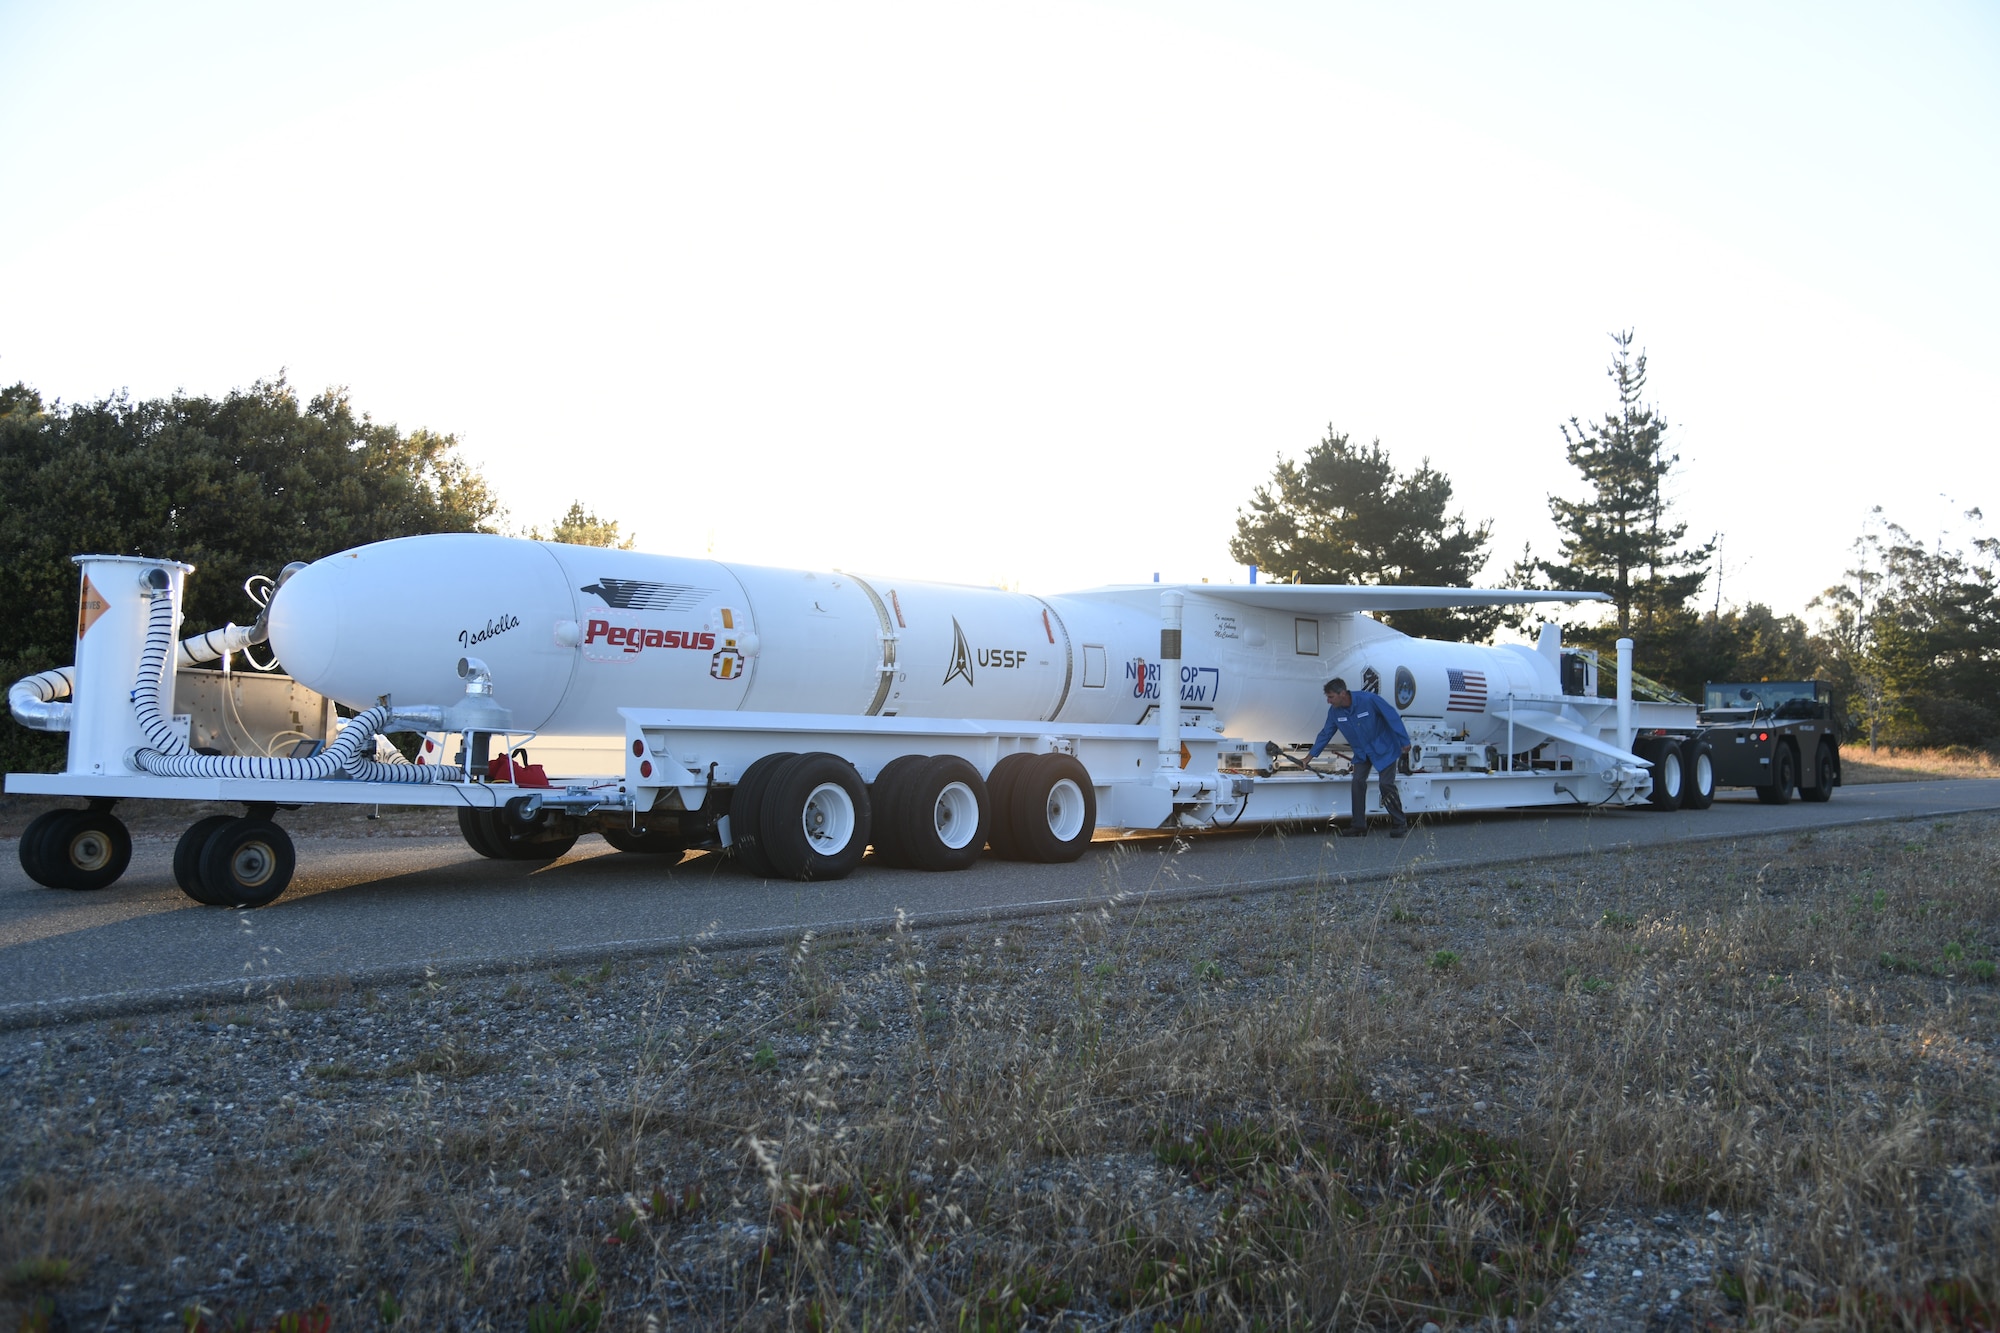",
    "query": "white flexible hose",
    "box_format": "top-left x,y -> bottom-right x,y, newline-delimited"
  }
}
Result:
127,589 -> 450,784
7,667 -> 75,732
8,622 -> 256,733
